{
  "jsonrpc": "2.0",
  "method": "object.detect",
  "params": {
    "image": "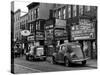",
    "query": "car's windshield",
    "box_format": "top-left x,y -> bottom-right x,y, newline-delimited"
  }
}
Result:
70,45 -> 83,58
